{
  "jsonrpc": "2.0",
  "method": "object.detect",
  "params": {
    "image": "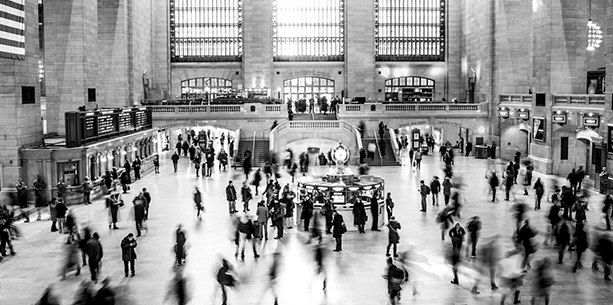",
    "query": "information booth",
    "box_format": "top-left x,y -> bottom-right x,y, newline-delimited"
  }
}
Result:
296,142 -> 385,230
